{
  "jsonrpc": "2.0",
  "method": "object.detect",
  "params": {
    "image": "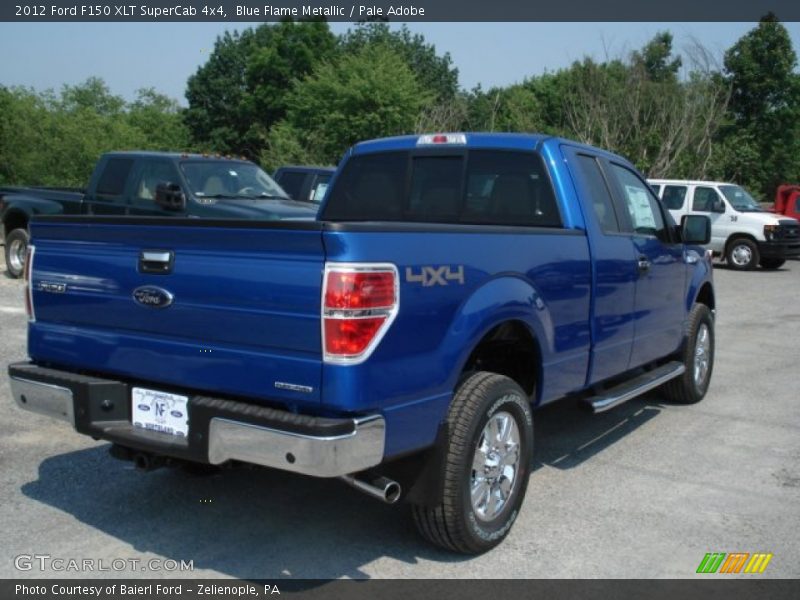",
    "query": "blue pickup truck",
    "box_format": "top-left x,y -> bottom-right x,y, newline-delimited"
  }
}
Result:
8,133 -> 715,554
